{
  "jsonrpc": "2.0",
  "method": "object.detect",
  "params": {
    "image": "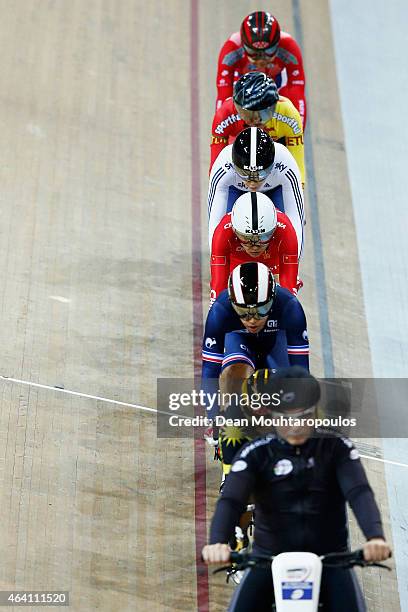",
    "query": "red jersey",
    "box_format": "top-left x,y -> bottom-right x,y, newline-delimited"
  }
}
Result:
216,30 -> 306,127
210,211 -> 299,304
